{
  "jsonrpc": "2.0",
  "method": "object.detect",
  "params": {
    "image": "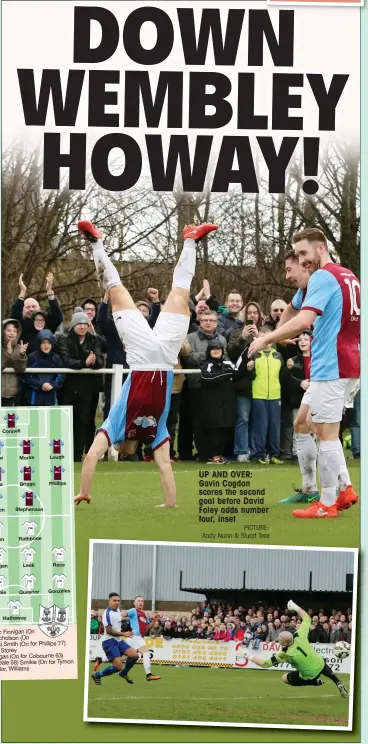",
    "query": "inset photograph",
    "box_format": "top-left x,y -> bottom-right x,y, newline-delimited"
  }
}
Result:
84,541 -> 357,731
